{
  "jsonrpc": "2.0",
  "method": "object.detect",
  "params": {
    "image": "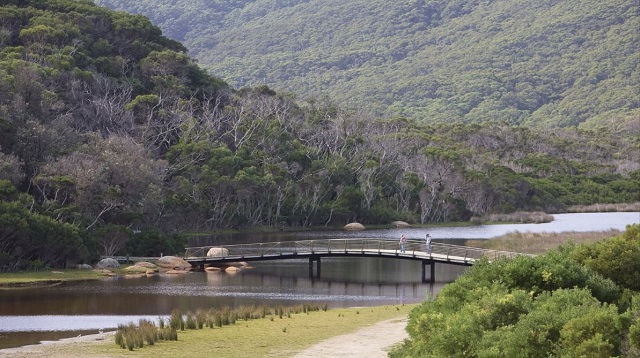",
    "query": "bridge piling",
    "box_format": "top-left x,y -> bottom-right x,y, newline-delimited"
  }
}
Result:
309,256 -> 321,279
421,260 -> 435,283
